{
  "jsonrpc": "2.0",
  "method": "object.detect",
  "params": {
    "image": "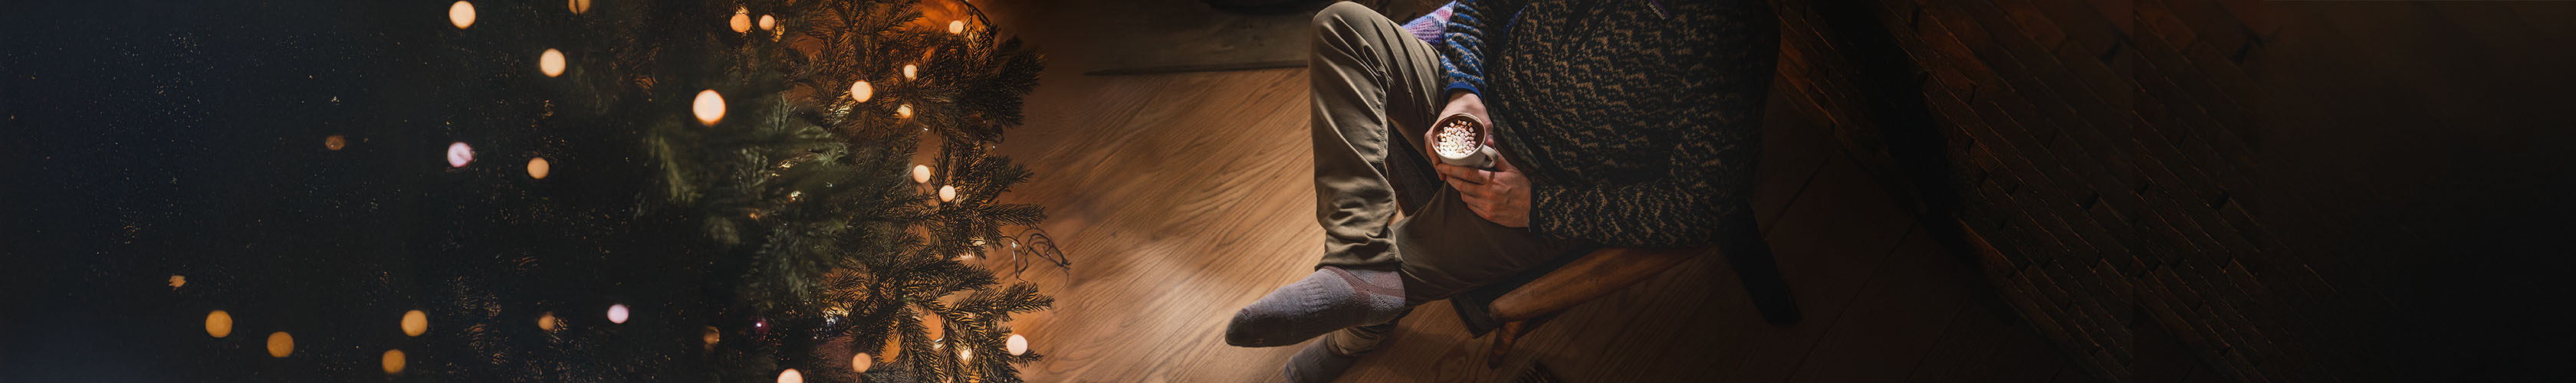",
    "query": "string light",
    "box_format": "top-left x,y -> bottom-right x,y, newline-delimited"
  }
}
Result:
402,309 -> 429,336
853,352 -> 873,372
205,310 -> 232,338
540,48 -> 566,77
446,142 -> 475,168
912,165 -> 931,183
850,80 -> 872,103
730,8 -> 752,34
948,20 -> 964,34
168,275 -> 186,289
527,157 -> 551,179
383,349 -> 407,374
606,303 -> 630,324
702,326 -> 722,348
449,2 -> 476,29
758,15 -> 776,31
567,0 -> 590,15
777,368 -> 803,383
938,185 -> 956,202
267,332 -> 294,358
903,64 -> 917,80
324,135 -> 347,150
1007,333 -> 1030,355
897,104 -> 912,119
694,90 -> 727,126
537,312 -> 560,331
